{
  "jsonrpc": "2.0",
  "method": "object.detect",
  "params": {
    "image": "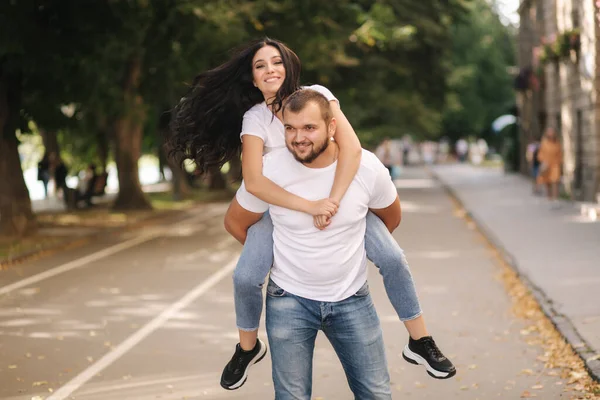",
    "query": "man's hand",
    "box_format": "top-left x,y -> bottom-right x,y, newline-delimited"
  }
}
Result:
313,214 -> 331,230
307,198 -> 339,217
